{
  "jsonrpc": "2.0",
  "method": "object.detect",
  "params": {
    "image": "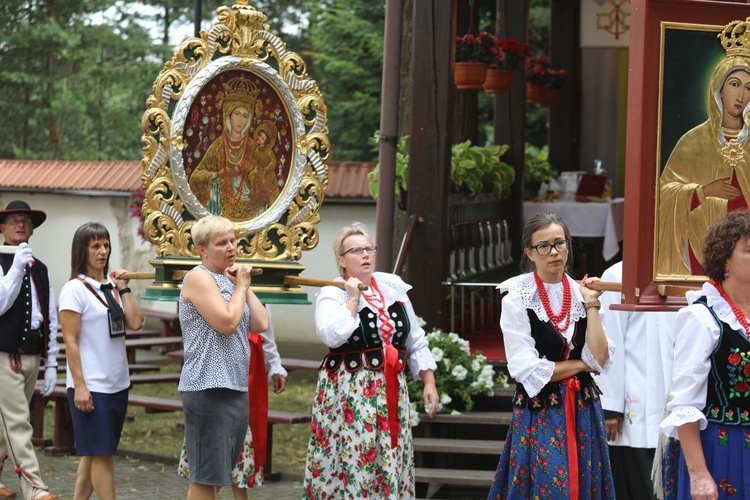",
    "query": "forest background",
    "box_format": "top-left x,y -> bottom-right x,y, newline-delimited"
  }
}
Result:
0,0 -> 551,163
